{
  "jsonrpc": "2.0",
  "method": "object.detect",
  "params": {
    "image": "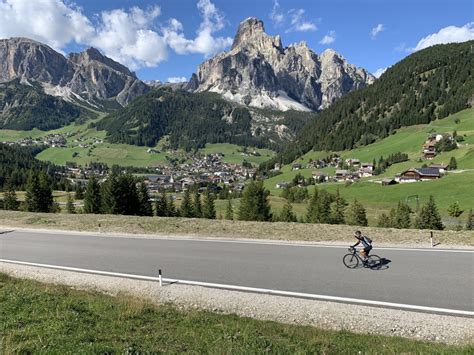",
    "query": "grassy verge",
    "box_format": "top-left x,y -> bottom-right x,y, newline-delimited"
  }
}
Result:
0,273 -> 471,353
0,210 -> 472,247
